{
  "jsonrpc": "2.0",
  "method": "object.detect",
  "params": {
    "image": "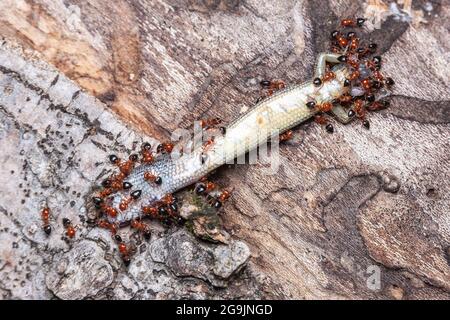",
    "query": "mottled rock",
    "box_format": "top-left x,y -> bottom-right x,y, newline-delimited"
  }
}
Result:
112,274 -> 139,300
0,211 -> 52,300
213,241 -> 250,279
45,240 -> 114,300
150,230 -> 250,287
